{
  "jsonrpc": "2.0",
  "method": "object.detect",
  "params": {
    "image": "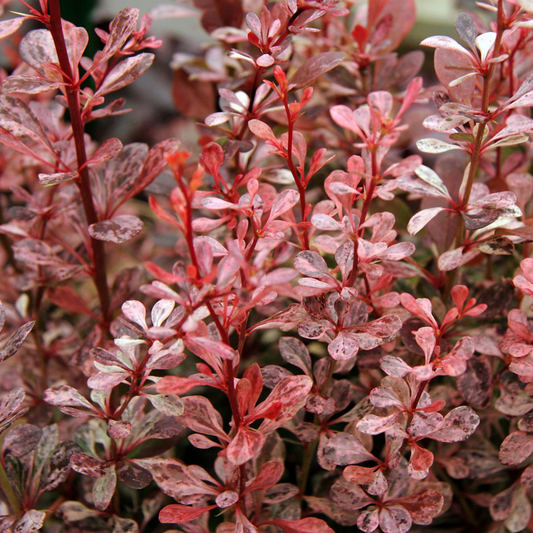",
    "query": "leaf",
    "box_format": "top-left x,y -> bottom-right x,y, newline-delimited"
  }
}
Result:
328,332 -> 359,361
499,431 -> 533,465
89,215 -> 144,243
0,320 -> 34,363
257,375 -> 313,432
267,189 -> 300,224
14,510 -> 46,533
96,53 -> 154,97
330,477 -> 372,510
97,8 -> 140,65
407,207 -> 446,235
279,337 -> 312,376
178,396 -> 227,440
417,138 -> 462,154
356,413 -> 399,435
19,29 -> 57,74
248,119 -> 278,144
455,13 -> 477,48
0,18 -> 24,39
87,138 -> 123,166
246,461 -> 284,492
117,461 -> 152,489
401,489 -> 444,525
380,356 -> 412,377
421,35 -> 470,56
147,394 -> 184,417
0,388 -> 28,434
430,406 -> 480,442
159,504 -> 216,524
274,518 -> 335,533
294,251 -> 331,279
38,171 -> 79,186
43,385 -> 95,414
93,466 -> 117,510
107,420 -> 132,439
289,52 -> 345,89
380,505 -> 412,533
70,453 -> 107,477
322,432 -> 374,466
48,286 -> 96,317
3,75 -> 62,95
478,237 -> 515,255
193,0 -> 244,33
